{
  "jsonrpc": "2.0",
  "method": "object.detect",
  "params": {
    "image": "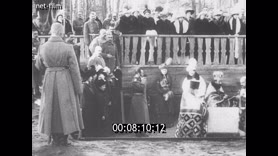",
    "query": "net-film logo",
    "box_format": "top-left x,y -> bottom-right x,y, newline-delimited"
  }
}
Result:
35,2 -> 62,10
